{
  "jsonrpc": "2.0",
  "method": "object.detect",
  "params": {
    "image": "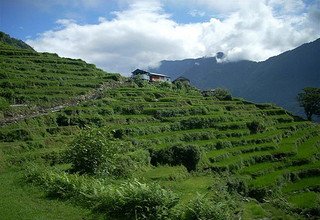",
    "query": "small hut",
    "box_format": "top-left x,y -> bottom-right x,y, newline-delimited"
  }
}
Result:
131,69 -> 171,82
